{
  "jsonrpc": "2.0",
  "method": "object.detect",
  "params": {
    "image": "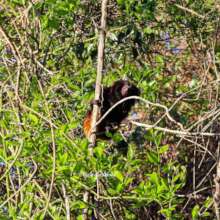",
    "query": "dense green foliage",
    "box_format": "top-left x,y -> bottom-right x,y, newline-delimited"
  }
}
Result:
0,0 -> 220,219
